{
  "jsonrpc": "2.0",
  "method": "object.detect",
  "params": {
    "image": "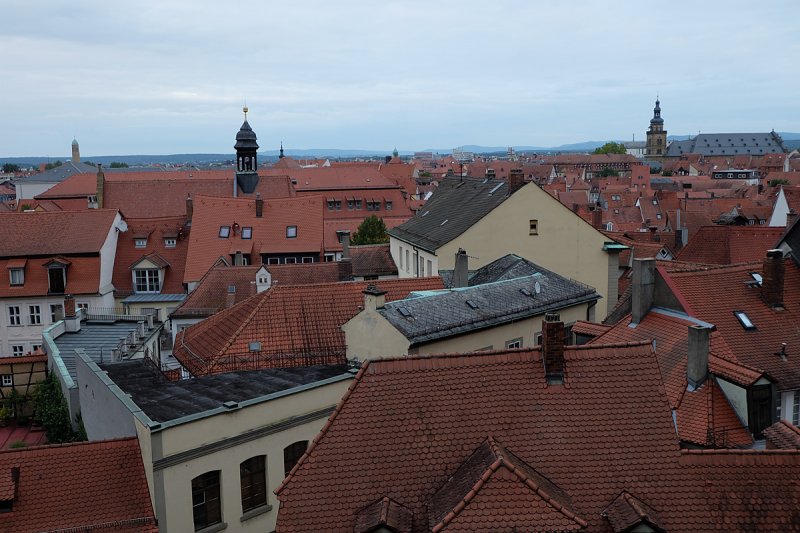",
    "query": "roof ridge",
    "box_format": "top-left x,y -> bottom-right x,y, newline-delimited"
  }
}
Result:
208,289 -> 273,369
